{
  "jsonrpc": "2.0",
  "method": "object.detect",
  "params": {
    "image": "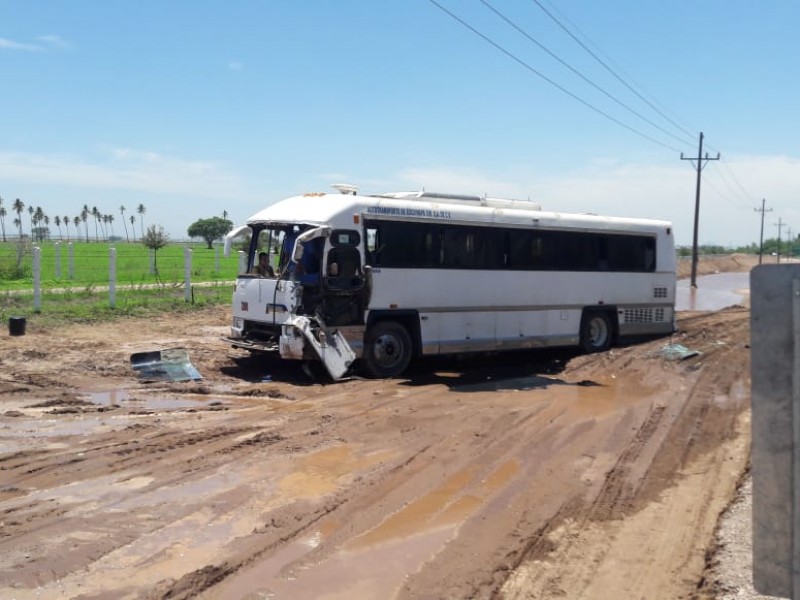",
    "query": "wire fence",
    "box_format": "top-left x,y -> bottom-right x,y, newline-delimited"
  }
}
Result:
0,241 -> 248,320
0,240 -> 244,287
